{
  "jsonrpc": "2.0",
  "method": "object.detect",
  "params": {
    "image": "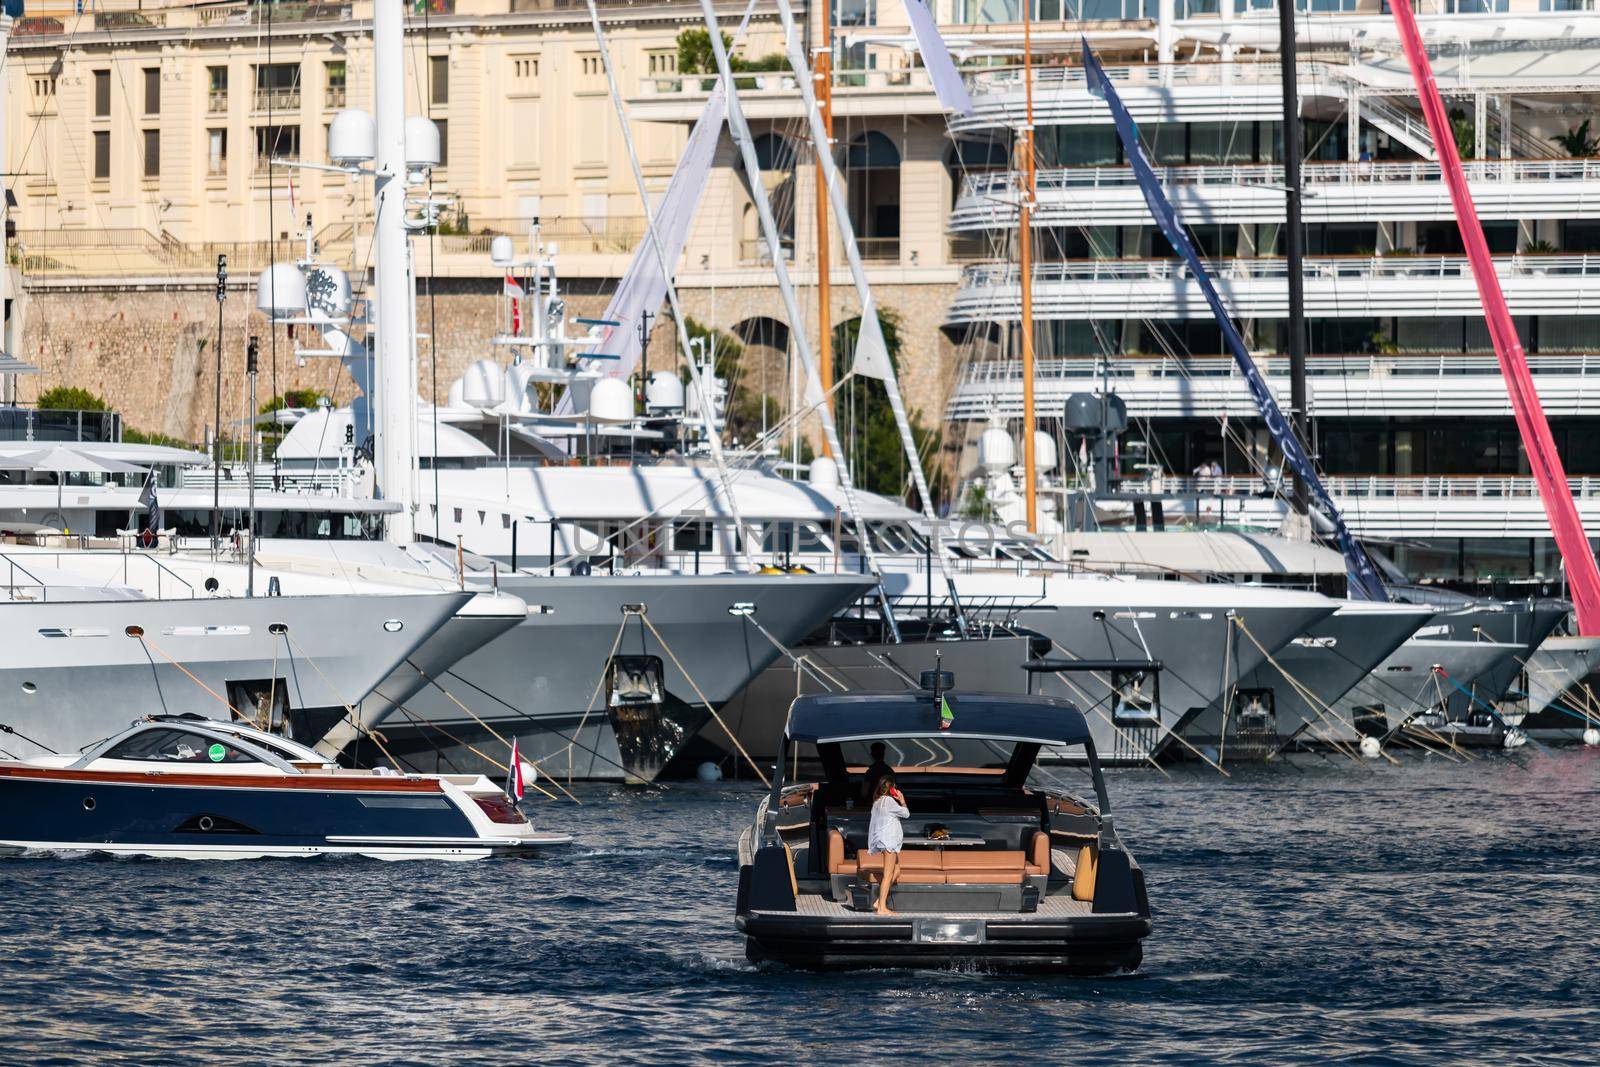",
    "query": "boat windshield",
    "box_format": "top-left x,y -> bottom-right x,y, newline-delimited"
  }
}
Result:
100,728 -> 262,765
